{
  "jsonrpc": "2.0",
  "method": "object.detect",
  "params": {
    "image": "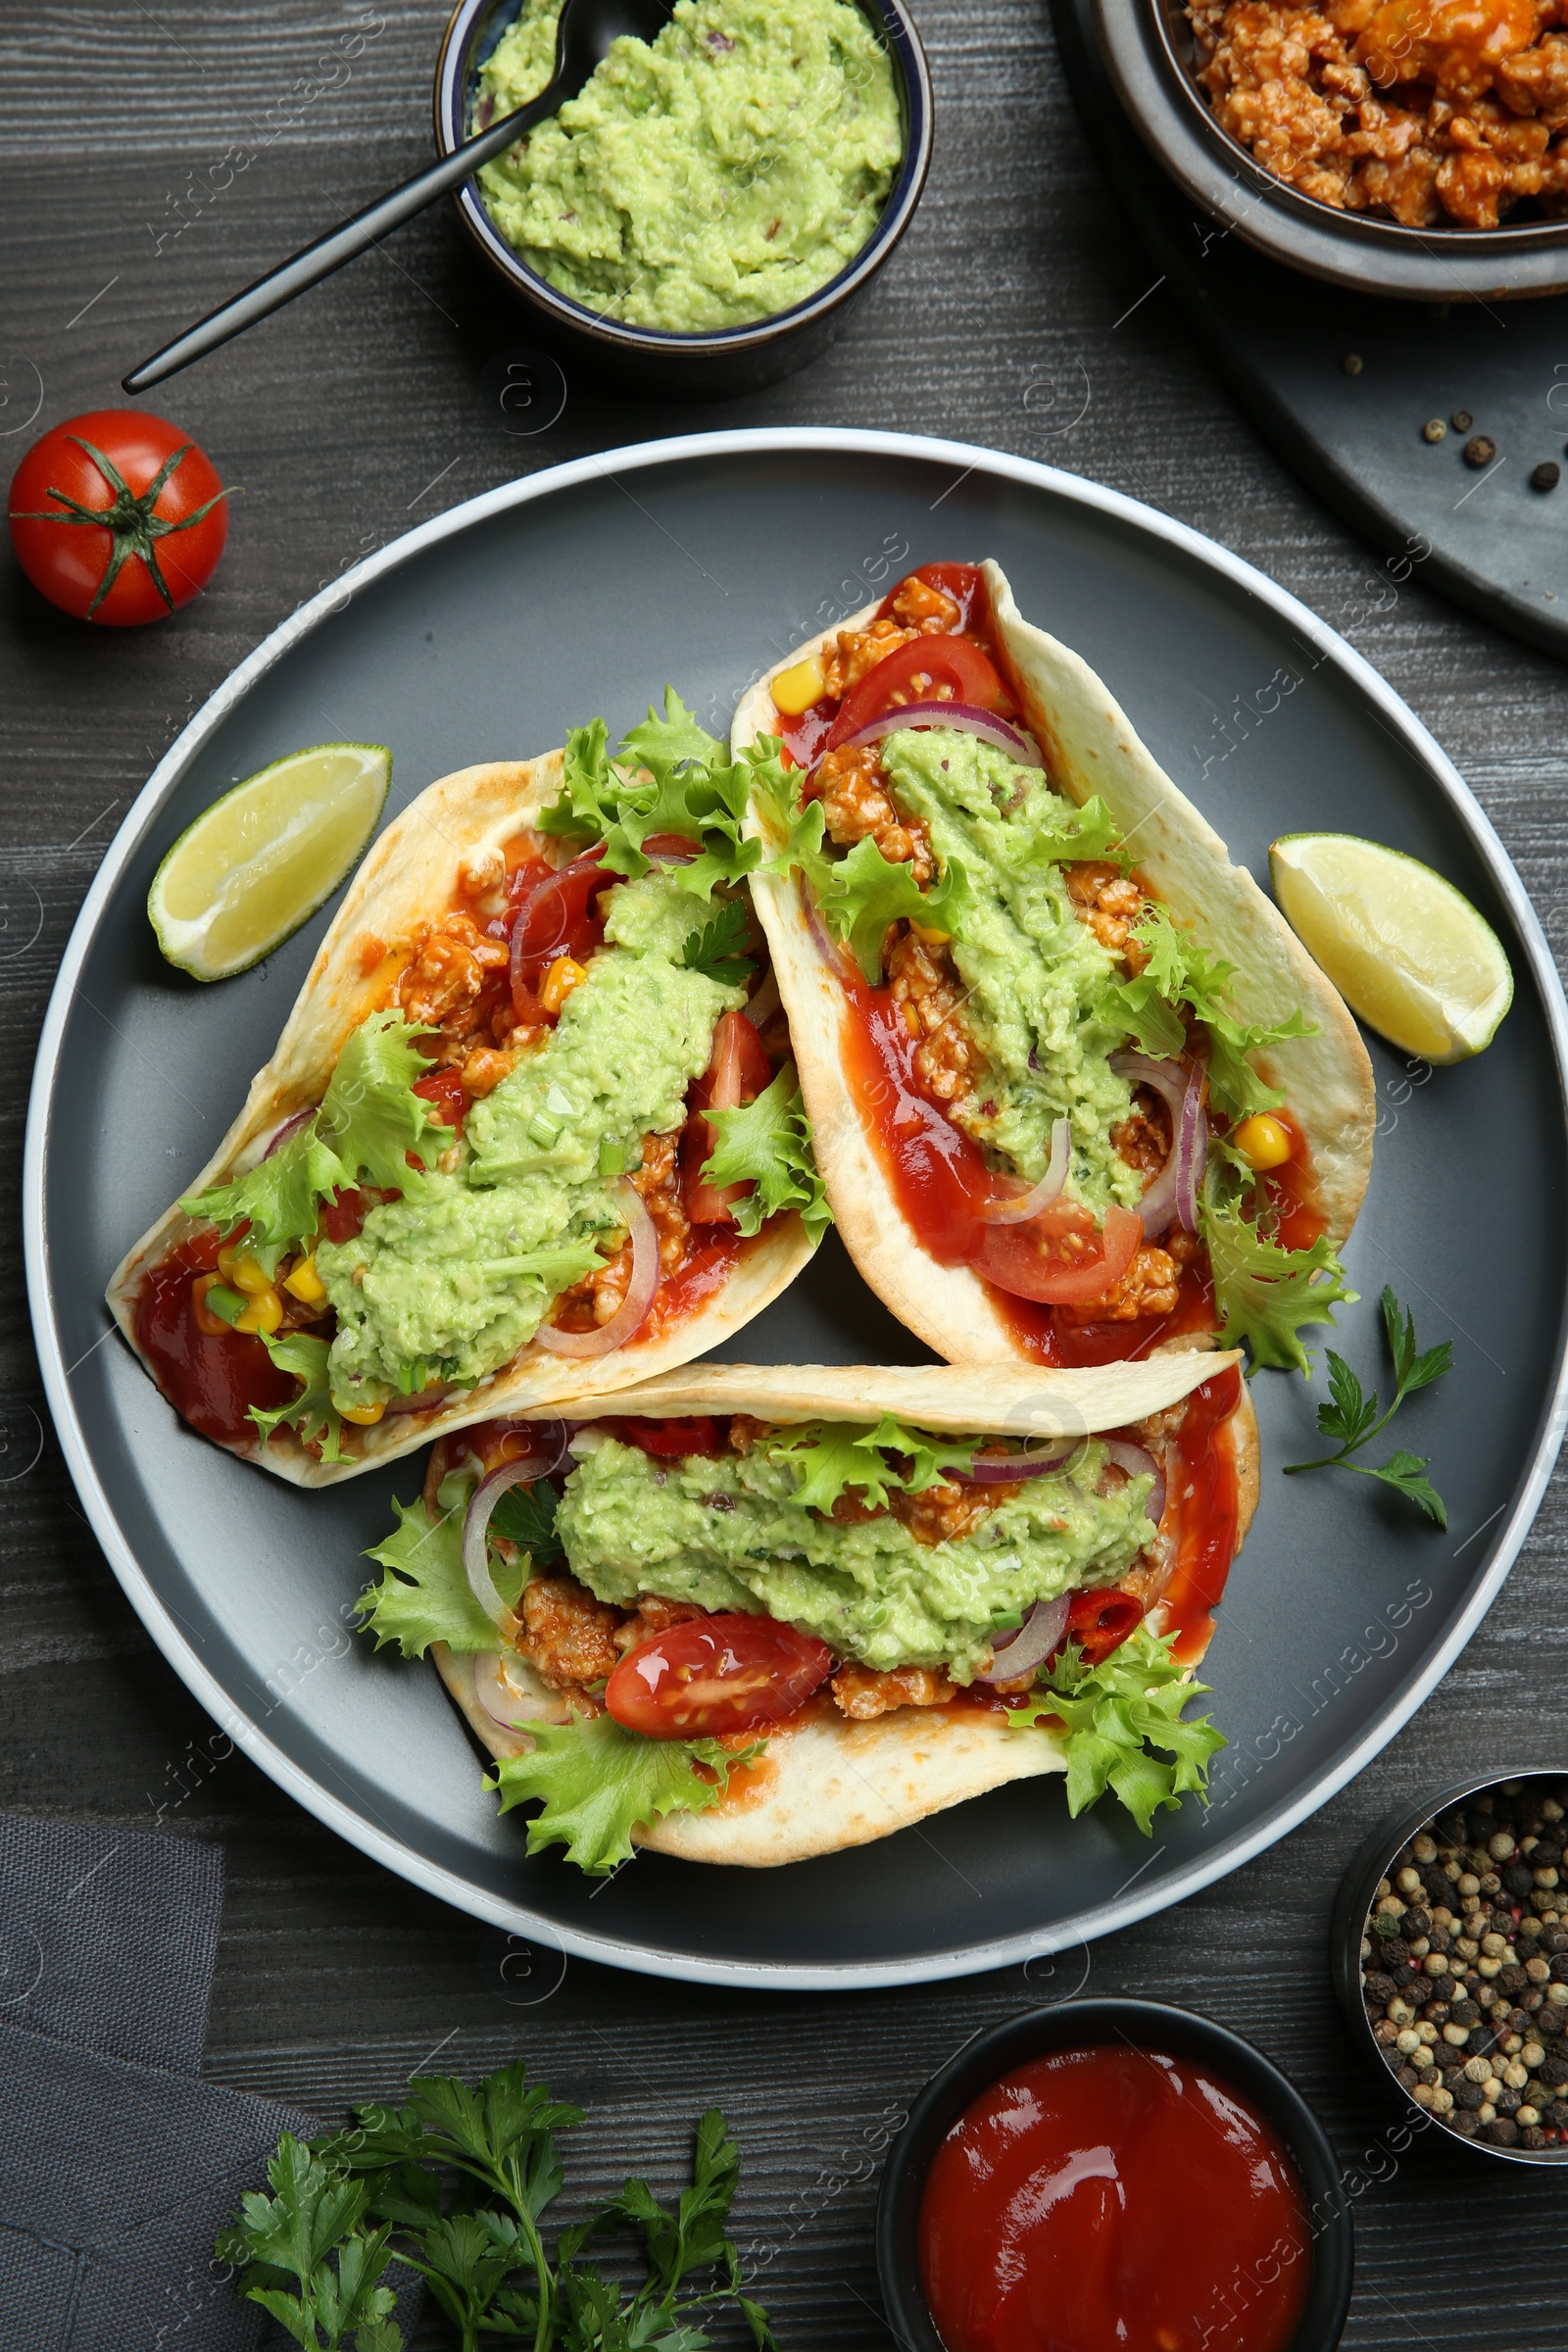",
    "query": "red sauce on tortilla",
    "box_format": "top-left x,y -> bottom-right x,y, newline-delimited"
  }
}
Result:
919,2043 -> 1311,2352
1157,1363 -> 1244,1663
134,1232 -> 297,1449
